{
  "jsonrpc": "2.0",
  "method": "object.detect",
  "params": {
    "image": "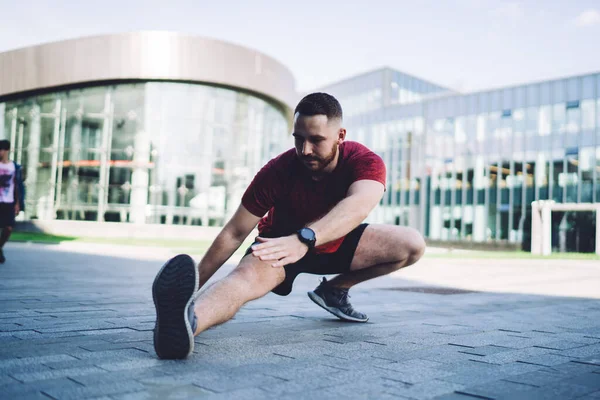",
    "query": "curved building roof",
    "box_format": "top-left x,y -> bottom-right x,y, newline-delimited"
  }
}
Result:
0,31 -> 296,110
